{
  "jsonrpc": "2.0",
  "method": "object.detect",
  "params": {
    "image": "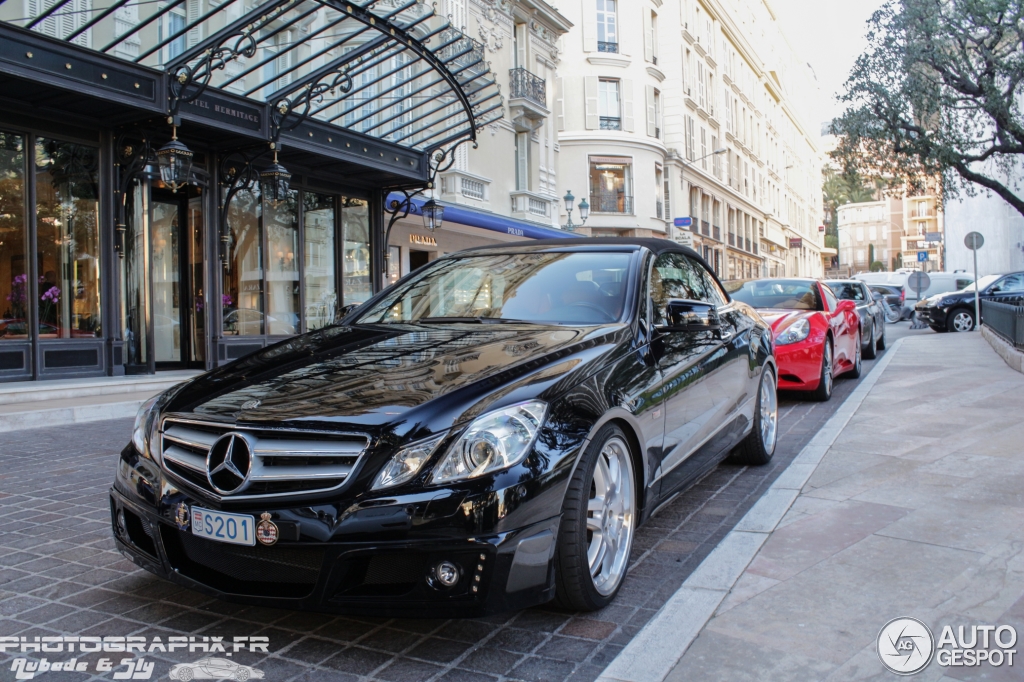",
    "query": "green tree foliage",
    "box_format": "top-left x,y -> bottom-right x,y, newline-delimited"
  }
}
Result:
832,0 -> 1024,216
